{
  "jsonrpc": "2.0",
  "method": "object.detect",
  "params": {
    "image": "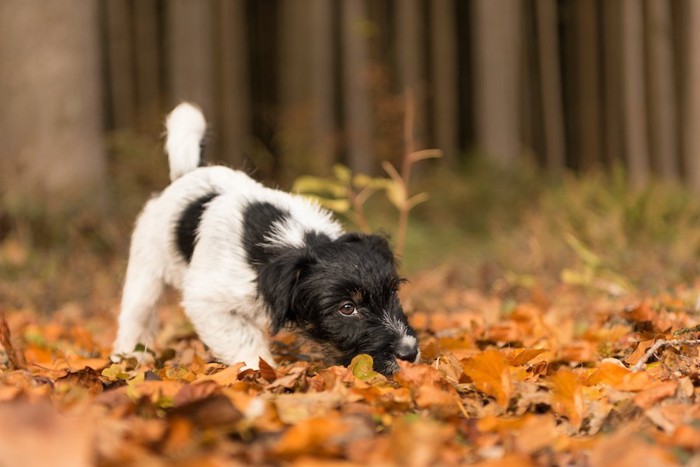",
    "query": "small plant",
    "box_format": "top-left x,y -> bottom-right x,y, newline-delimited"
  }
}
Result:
293,90 -> 441,258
